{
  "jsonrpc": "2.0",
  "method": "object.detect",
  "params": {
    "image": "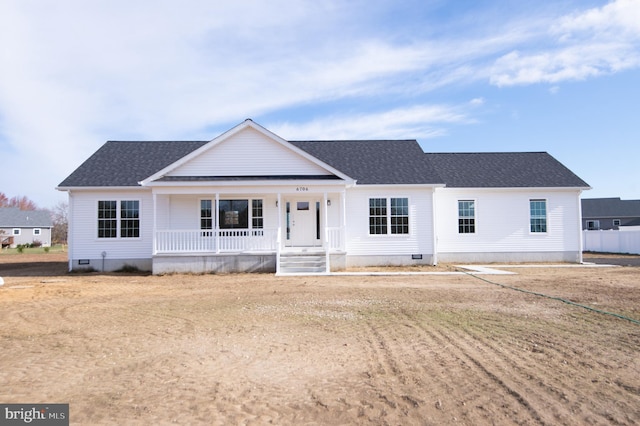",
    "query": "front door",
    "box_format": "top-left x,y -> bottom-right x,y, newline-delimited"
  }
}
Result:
285,199 -> 321,247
